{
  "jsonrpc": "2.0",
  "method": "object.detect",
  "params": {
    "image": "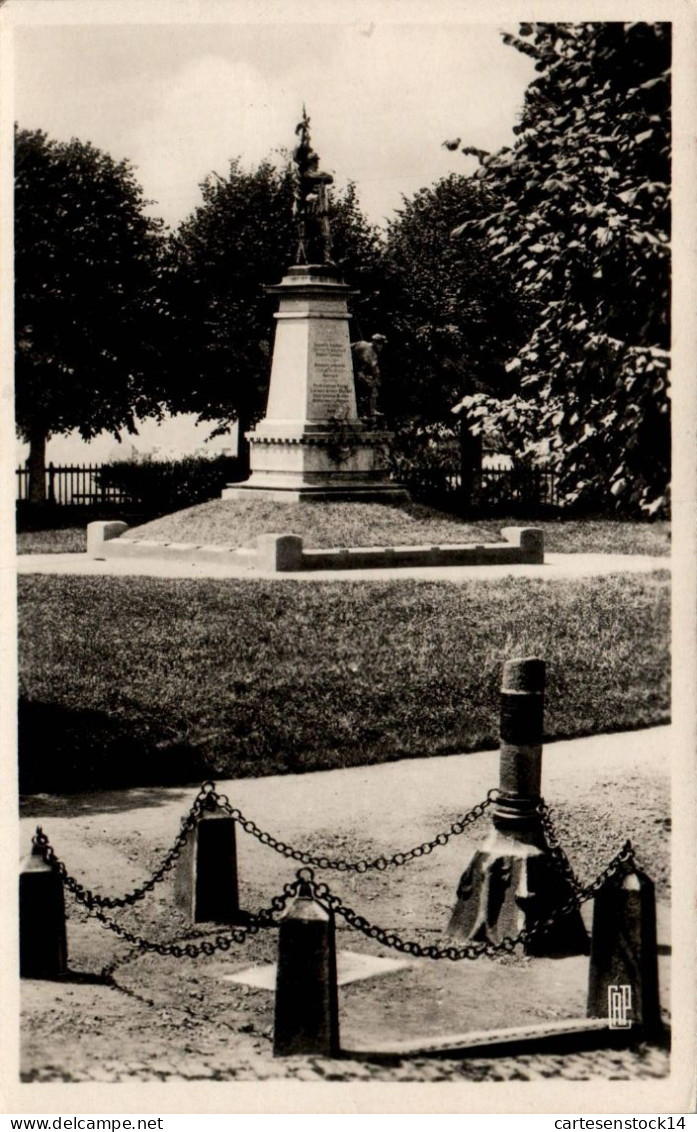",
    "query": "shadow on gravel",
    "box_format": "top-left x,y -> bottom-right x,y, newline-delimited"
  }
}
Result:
52,970 -> 113,986
18,699 -> 212,810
